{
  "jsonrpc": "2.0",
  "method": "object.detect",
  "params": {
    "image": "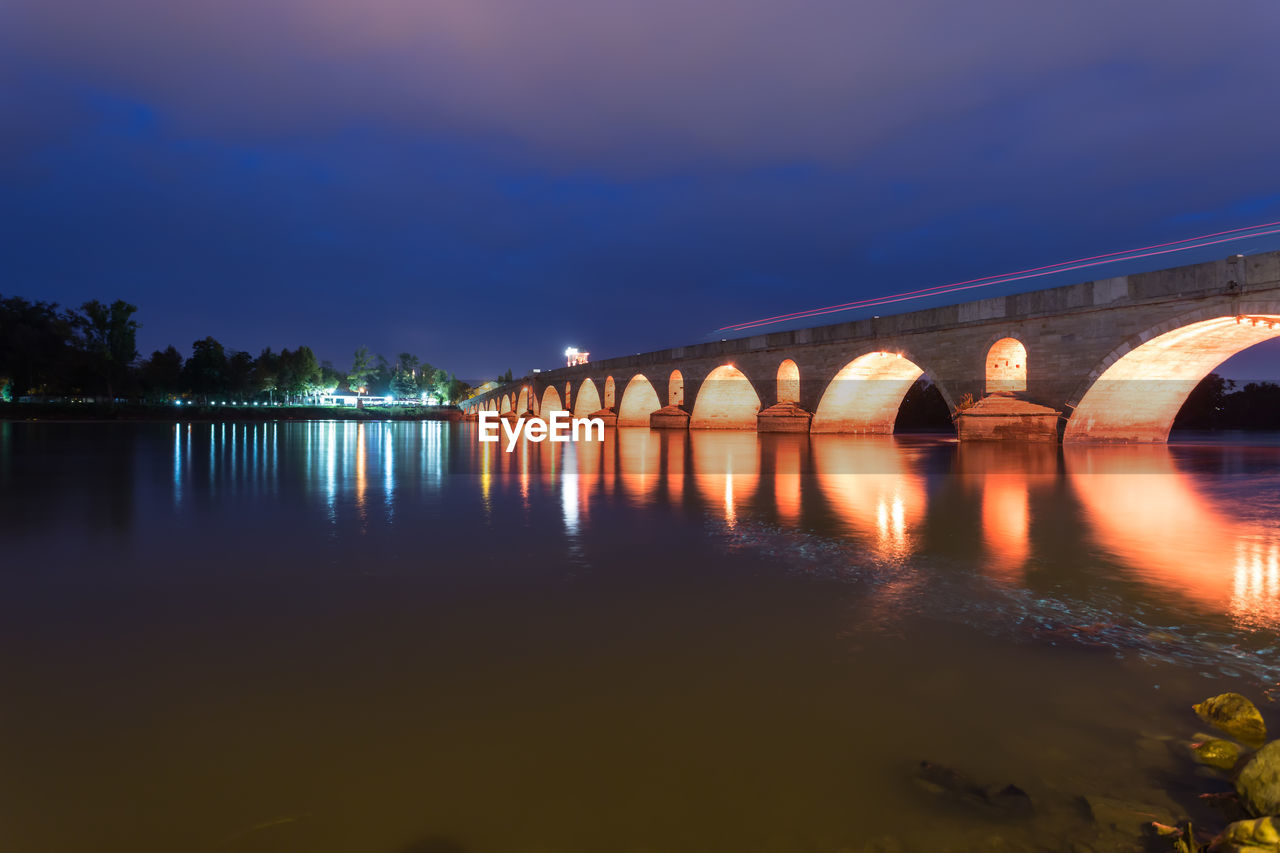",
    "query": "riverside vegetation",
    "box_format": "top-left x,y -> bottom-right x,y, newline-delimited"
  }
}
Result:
0,293 -> 475,407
